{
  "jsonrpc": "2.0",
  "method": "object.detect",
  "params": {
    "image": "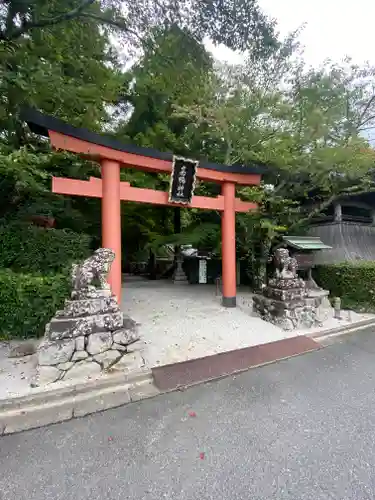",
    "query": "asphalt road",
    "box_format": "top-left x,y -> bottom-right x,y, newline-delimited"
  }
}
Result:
2,328 -> 375,500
